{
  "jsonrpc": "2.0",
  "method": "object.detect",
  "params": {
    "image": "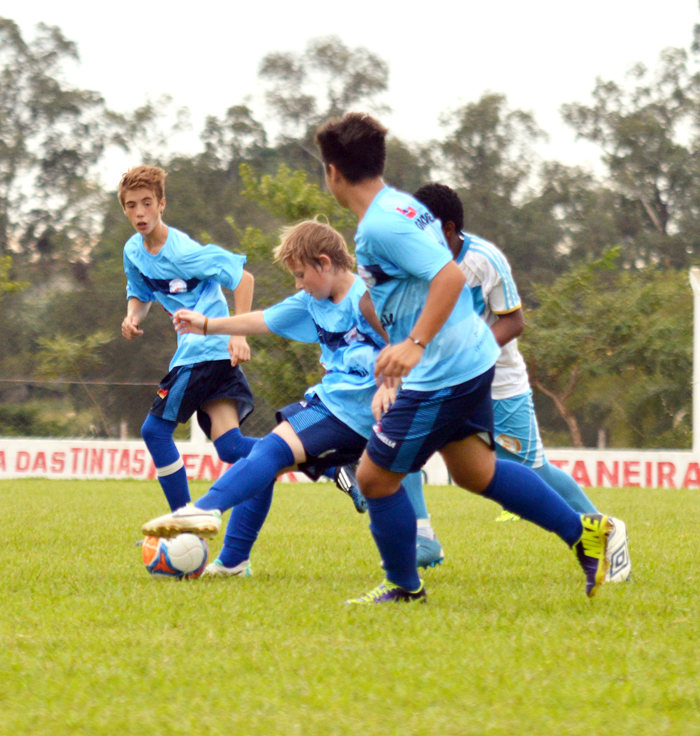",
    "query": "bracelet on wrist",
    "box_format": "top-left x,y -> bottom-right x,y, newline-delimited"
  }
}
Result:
203,317 -> 209,336
408,336 -> 426,349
